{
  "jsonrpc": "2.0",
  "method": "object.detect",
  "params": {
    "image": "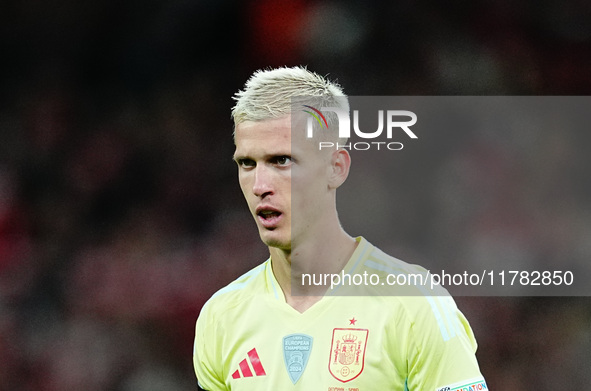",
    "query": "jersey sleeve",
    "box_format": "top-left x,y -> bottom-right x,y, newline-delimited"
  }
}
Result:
193,302 -> 228,391
404,296 -> 488,391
